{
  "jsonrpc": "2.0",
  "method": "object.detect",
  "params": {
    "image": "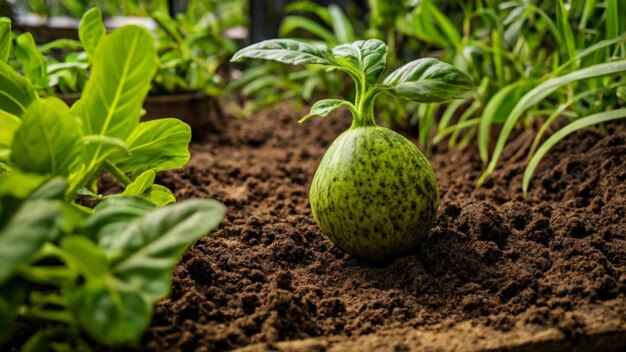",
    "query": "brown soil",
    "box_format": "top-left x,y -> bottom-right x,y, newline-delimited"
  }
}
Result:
134,103 -> 626,351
